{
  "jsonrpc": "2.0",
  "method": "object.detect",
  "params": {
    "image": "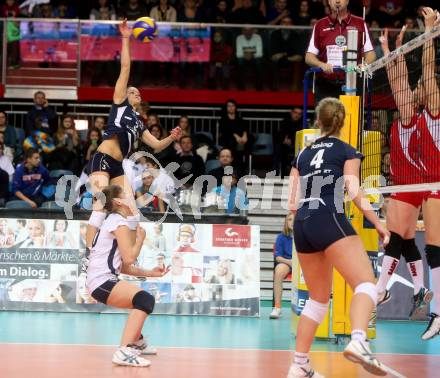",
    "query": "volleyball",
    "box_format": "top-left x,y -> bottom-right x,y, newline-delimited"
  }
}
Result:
132,17 -> 158,43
